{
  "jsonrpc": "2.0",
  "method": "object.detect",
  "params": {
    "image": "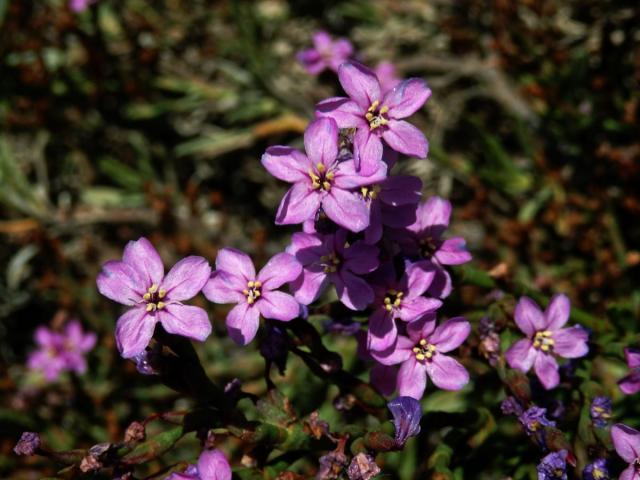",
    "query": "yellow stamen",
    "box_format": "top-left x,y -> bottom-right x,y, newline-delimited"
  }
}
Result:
416,353 -> 425,361
419,339 -> 427,346
143,292 -> 151,301
158,288 -> 166,299
157,301 -> 165,309
316,163 -> 325,172
148,284 -> 158,294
